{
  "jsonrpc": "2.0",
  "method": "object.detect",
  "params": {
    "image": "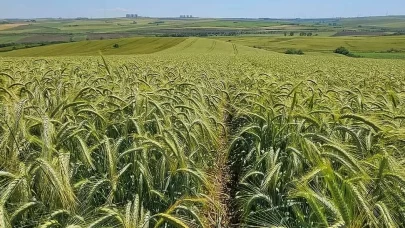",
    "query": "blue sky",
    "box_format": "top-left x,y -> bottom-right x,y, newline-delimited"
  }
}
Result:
2,0 -> 405,19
